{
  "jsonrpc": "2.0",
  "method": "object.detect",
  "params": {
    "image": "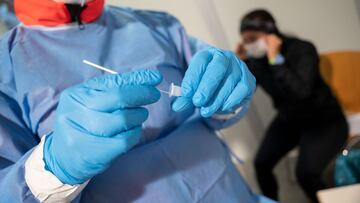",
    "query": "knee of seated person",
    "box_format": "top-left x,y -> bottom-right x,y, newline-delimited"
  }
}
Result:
295,166 -> 321,185
254,155 -> 276,171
